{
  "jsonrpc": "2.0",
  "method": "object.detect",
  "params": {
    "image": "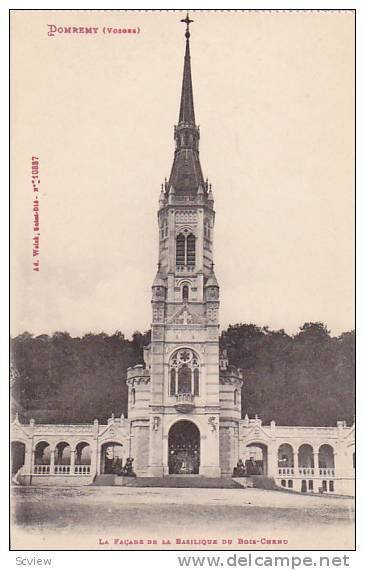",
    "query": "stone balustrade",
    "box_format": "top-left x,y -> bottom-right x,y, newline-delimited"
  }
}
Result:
33,464 -> 91,476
